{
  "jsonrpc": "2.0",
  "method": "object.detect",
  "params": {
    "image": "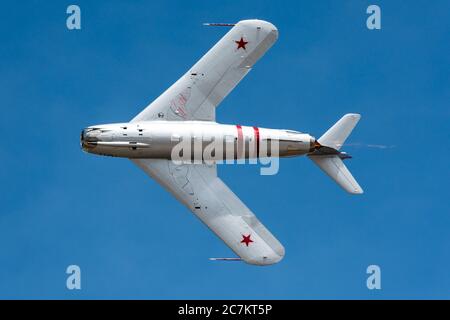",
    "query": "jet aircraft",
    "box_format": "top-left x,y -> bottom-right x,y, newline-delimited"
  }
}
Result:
81,20 -> 363,265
